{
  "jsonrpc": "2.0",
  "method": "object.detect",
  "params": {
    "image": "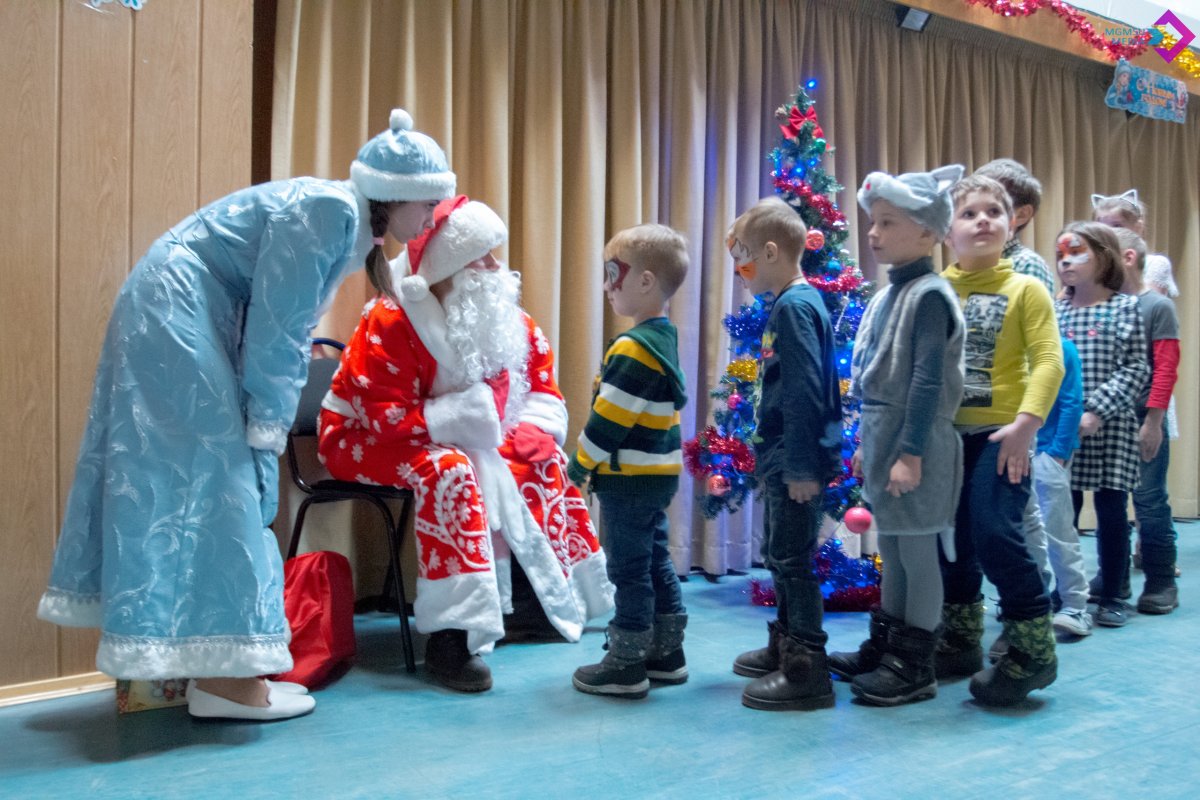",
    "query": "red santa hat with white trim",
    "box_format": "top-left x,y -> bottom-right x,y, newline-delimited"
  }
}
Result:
398,195 -> 508,302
